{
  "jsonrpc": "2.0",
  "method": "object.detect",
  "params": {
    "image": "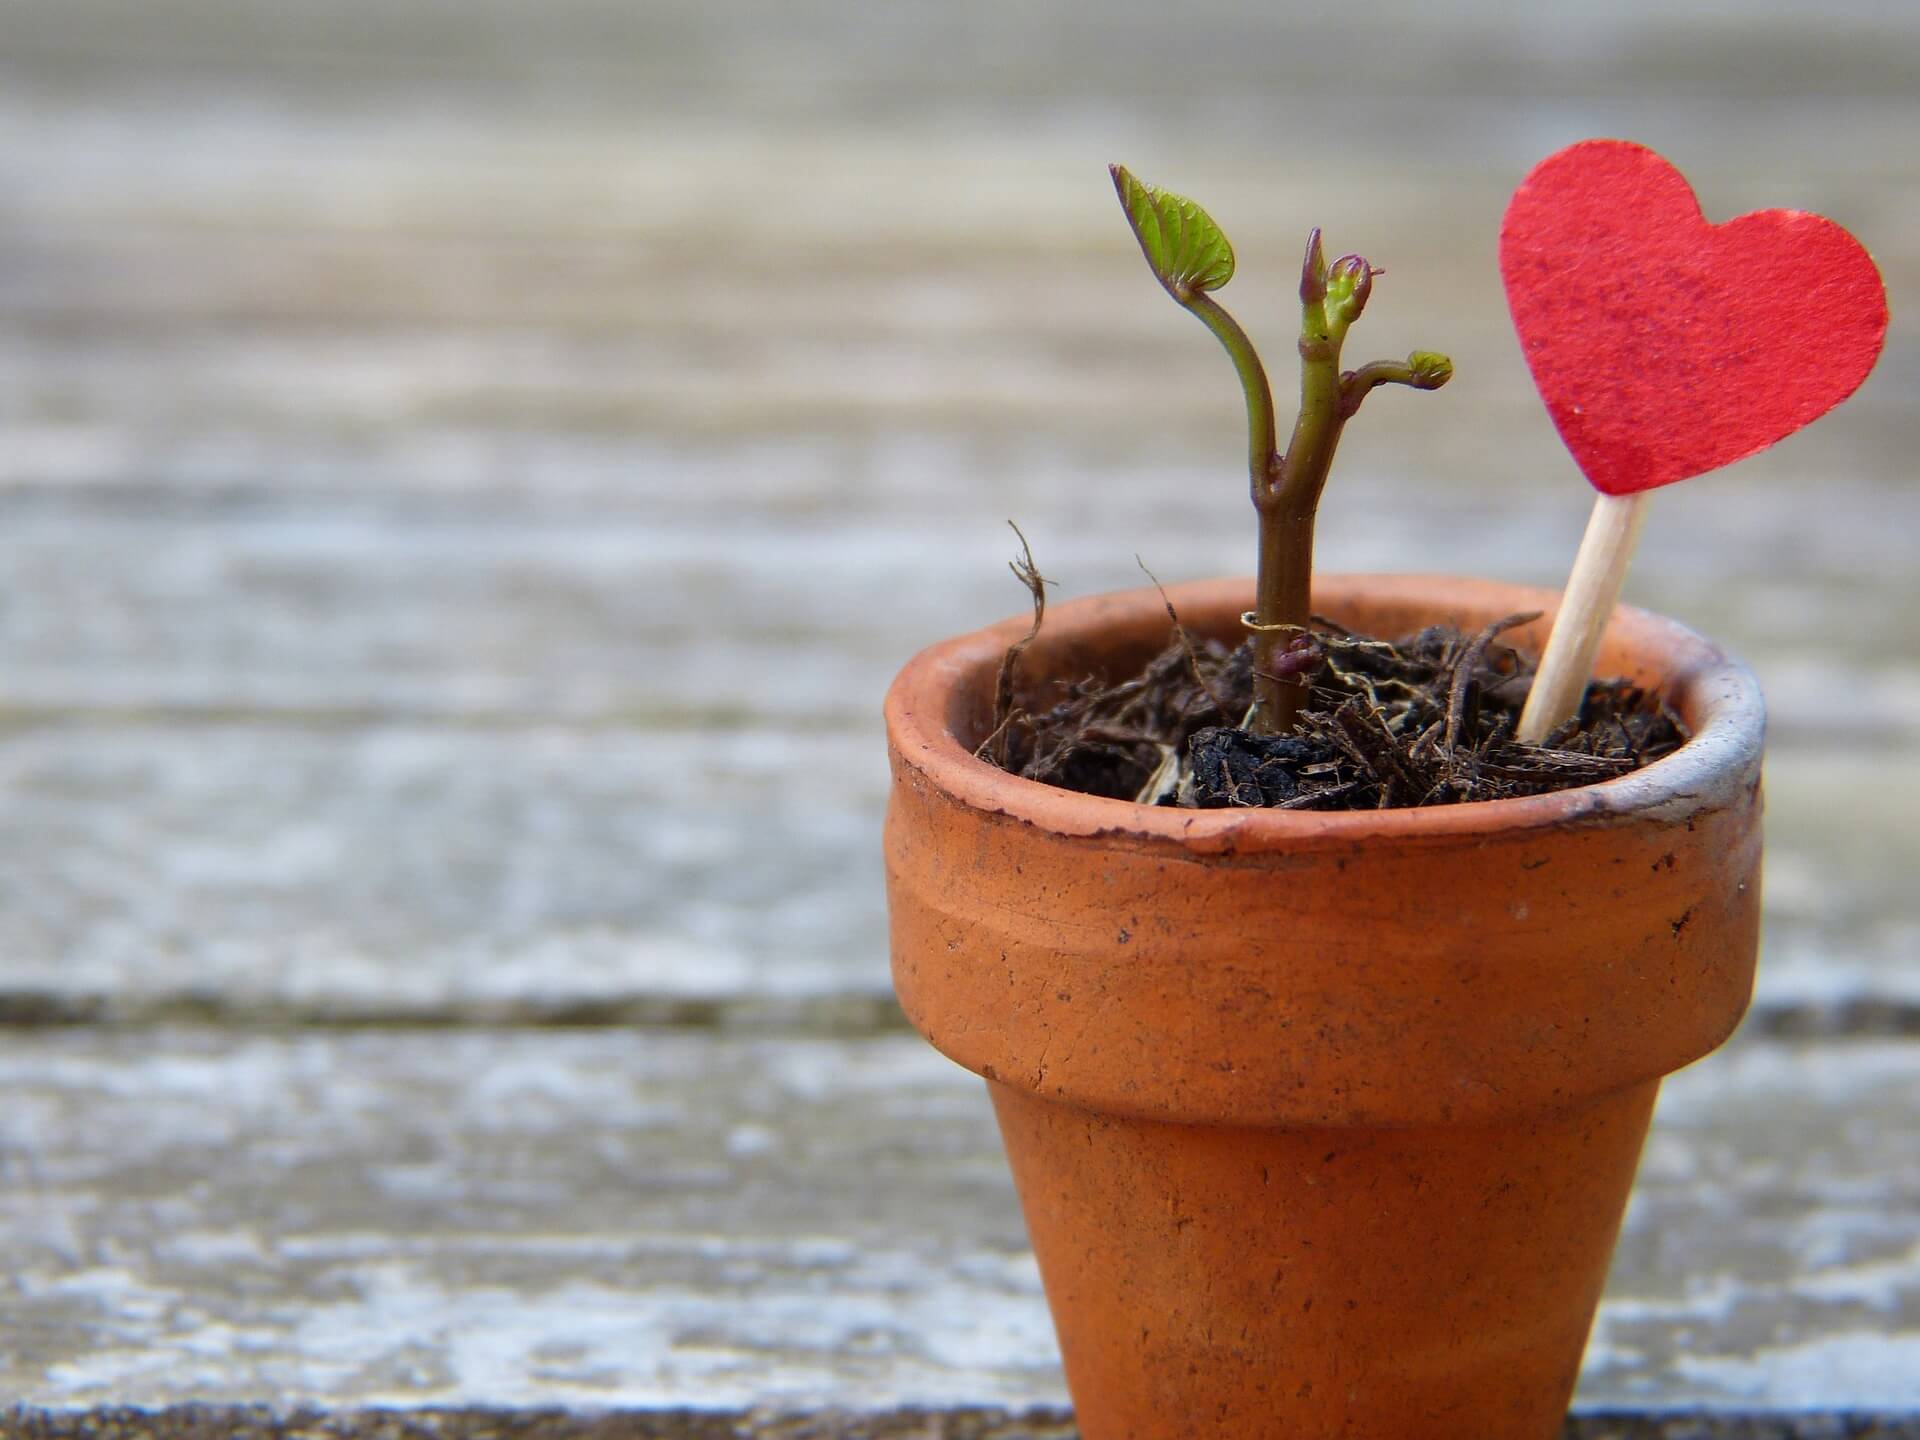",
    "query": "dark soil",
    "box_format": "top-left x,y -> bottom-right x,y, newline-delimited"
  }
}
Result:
978,609 -> 1687,811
